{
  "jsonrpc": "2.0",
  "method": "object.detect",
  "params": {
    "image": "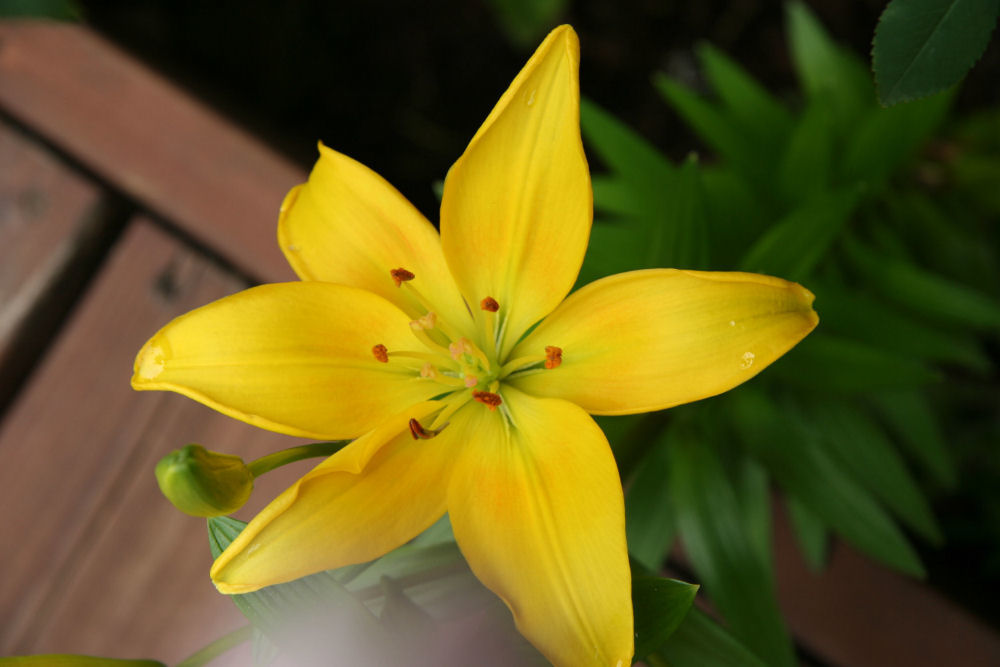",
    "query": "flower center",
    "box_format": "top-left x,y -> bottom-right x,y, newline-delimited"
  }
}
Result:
373,268 -> 563,429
